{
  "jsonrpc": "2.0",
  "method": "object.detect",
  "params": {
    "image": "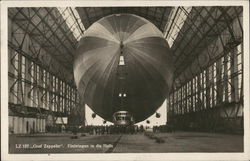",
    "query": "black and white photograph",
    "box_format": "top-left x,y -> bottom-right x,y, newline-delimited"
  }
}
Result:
1,0 -> 249,161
